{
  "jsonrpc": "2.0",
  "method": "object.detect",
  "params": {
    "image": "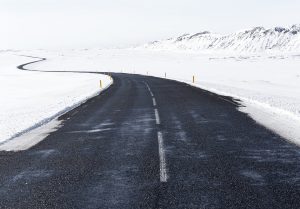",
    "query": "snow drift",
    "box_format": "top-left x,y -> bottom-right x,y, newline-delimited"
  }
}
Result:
142,25 -> 300,54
